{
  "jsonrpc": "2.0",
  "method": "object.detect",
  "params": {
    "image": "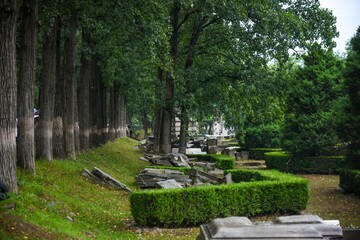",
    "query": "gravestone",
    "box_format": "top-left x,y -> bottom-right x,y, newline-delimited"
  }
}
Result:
198,215 -> 342,240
